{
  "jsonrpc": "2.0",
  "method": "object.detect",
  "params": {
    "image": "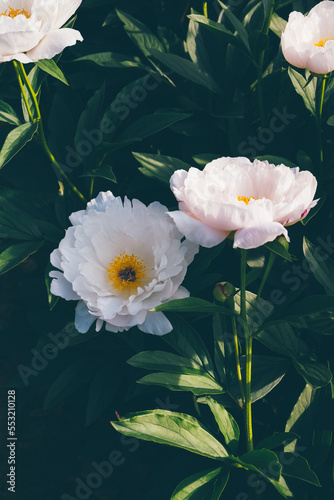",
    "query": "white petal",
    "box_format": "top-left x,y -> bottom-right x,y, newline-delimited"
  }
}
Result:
75,301 -> 96,333
53,0 -> 83,30
233,223 -> 289,249
26,27 -> 83,61
86,191 -> 117,212
50,248 -> 62,269
50,271 -> 80,300
168,210 -> 229,248
138,311 -> 172,335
